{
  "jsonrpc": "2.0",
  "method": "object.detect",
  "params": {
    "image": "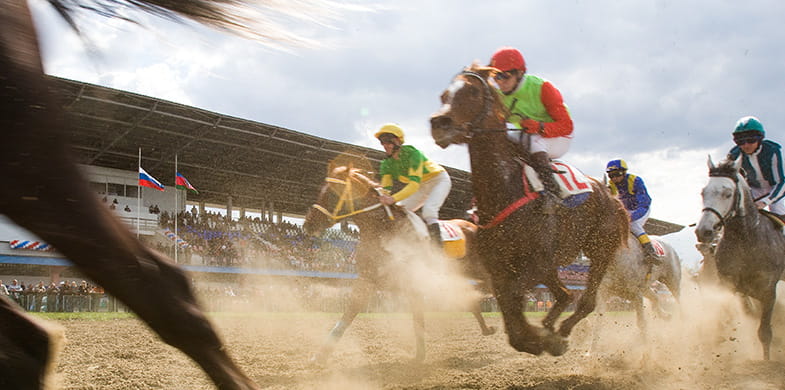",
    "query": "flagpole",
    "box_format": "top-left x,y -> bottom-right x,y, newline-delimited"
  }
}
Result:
174,154 -> 179,264
137,148 -> 141,238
